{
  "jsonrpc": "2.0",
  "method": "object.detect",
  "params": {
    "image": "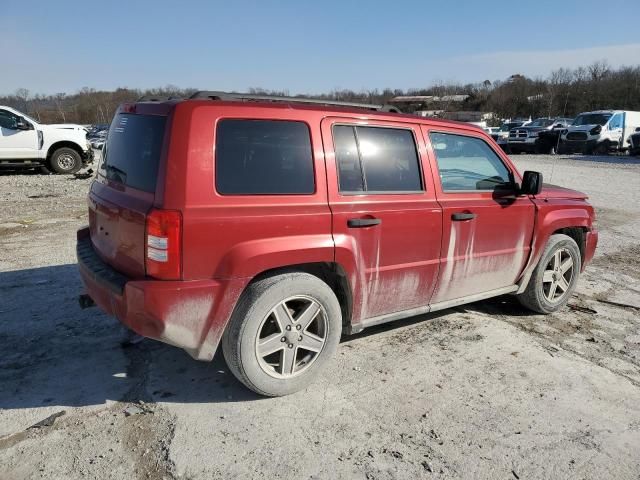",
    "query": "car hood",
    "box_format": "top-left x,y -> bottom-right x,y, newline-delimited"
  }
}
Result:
538,183 -> 587,200
567,124 -> 598,132
515,126 -> 547,132
41,123 -> 87,132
